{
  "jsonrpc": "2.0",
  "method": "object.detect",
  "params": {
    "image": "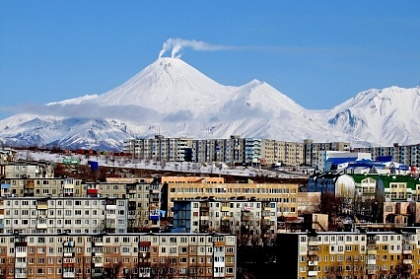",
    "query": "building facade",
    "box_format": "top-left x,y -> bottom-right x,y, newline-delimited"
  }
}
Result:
124,135 -> 313,167
0,197 -> 128,235
173,199 -> 277,245
162,176 -> 299,220
277,229 -> 420,279
0,232 -> 237,279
